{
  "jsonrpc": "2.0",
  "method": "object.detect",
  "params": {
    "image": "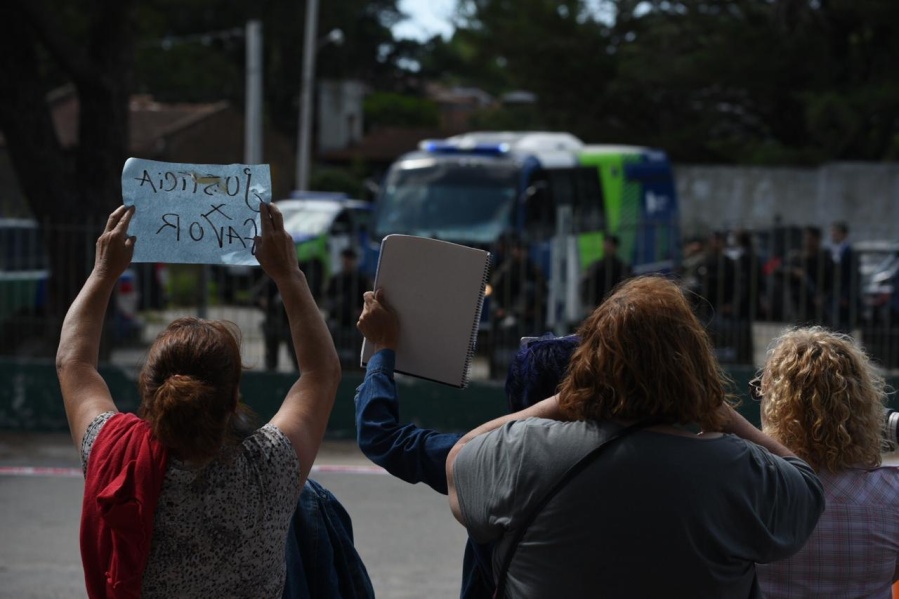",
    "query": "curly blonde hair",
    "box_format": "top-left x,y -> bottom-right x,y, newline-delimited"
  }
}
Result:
760,326 -> 887,472
558,276 -> 736,430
